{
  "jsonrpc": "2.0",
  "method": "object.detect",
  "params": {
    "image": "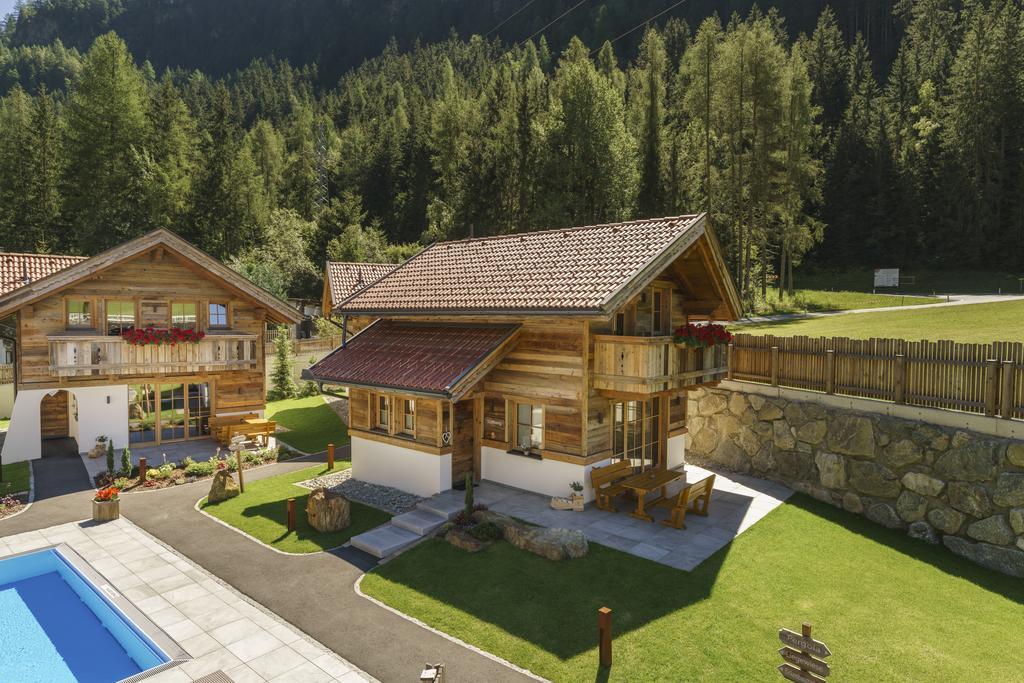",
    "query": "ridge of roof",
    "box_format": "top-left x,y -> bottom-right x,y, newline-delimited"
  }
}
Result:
426,213 -> 702,247
0,251 -> 86,259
